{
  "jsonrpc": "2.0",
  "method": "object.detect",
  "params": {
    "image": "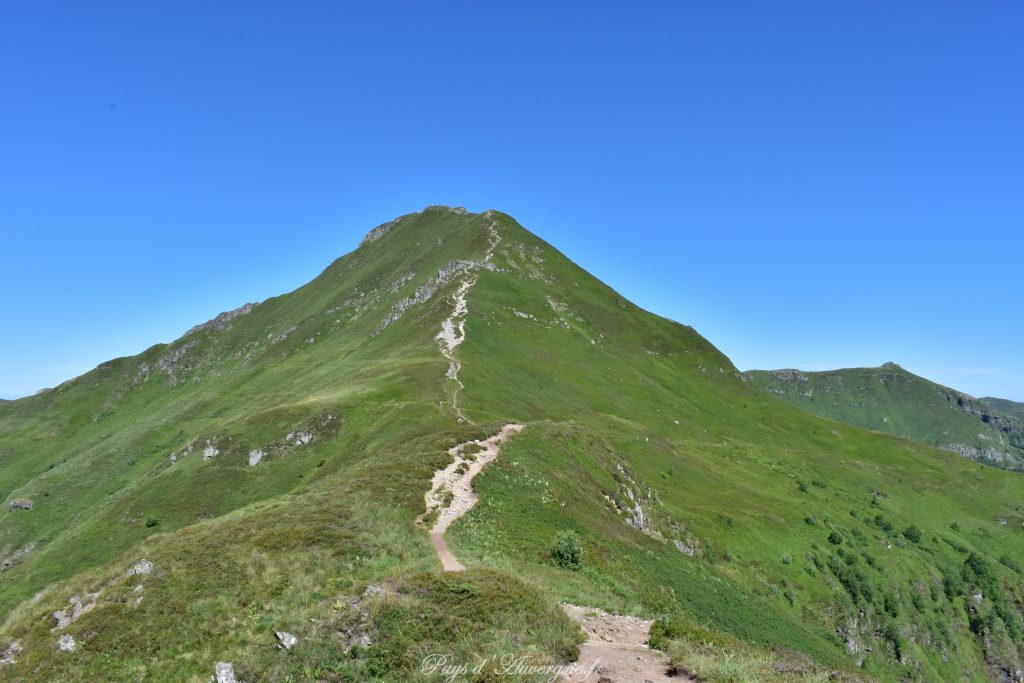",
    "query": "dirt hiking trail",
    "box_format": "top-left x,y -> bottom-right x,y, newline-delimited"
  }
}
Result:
560,604 -> 687,682
419,424 -> 523,571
